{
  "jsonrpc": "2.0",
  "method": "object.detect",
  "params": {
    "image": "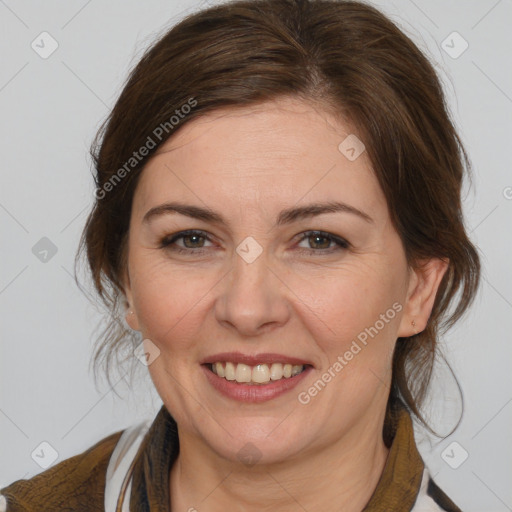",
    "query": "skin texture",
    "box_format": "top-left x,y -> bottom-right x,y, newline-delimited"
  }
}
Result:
123,96 -> 448,512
